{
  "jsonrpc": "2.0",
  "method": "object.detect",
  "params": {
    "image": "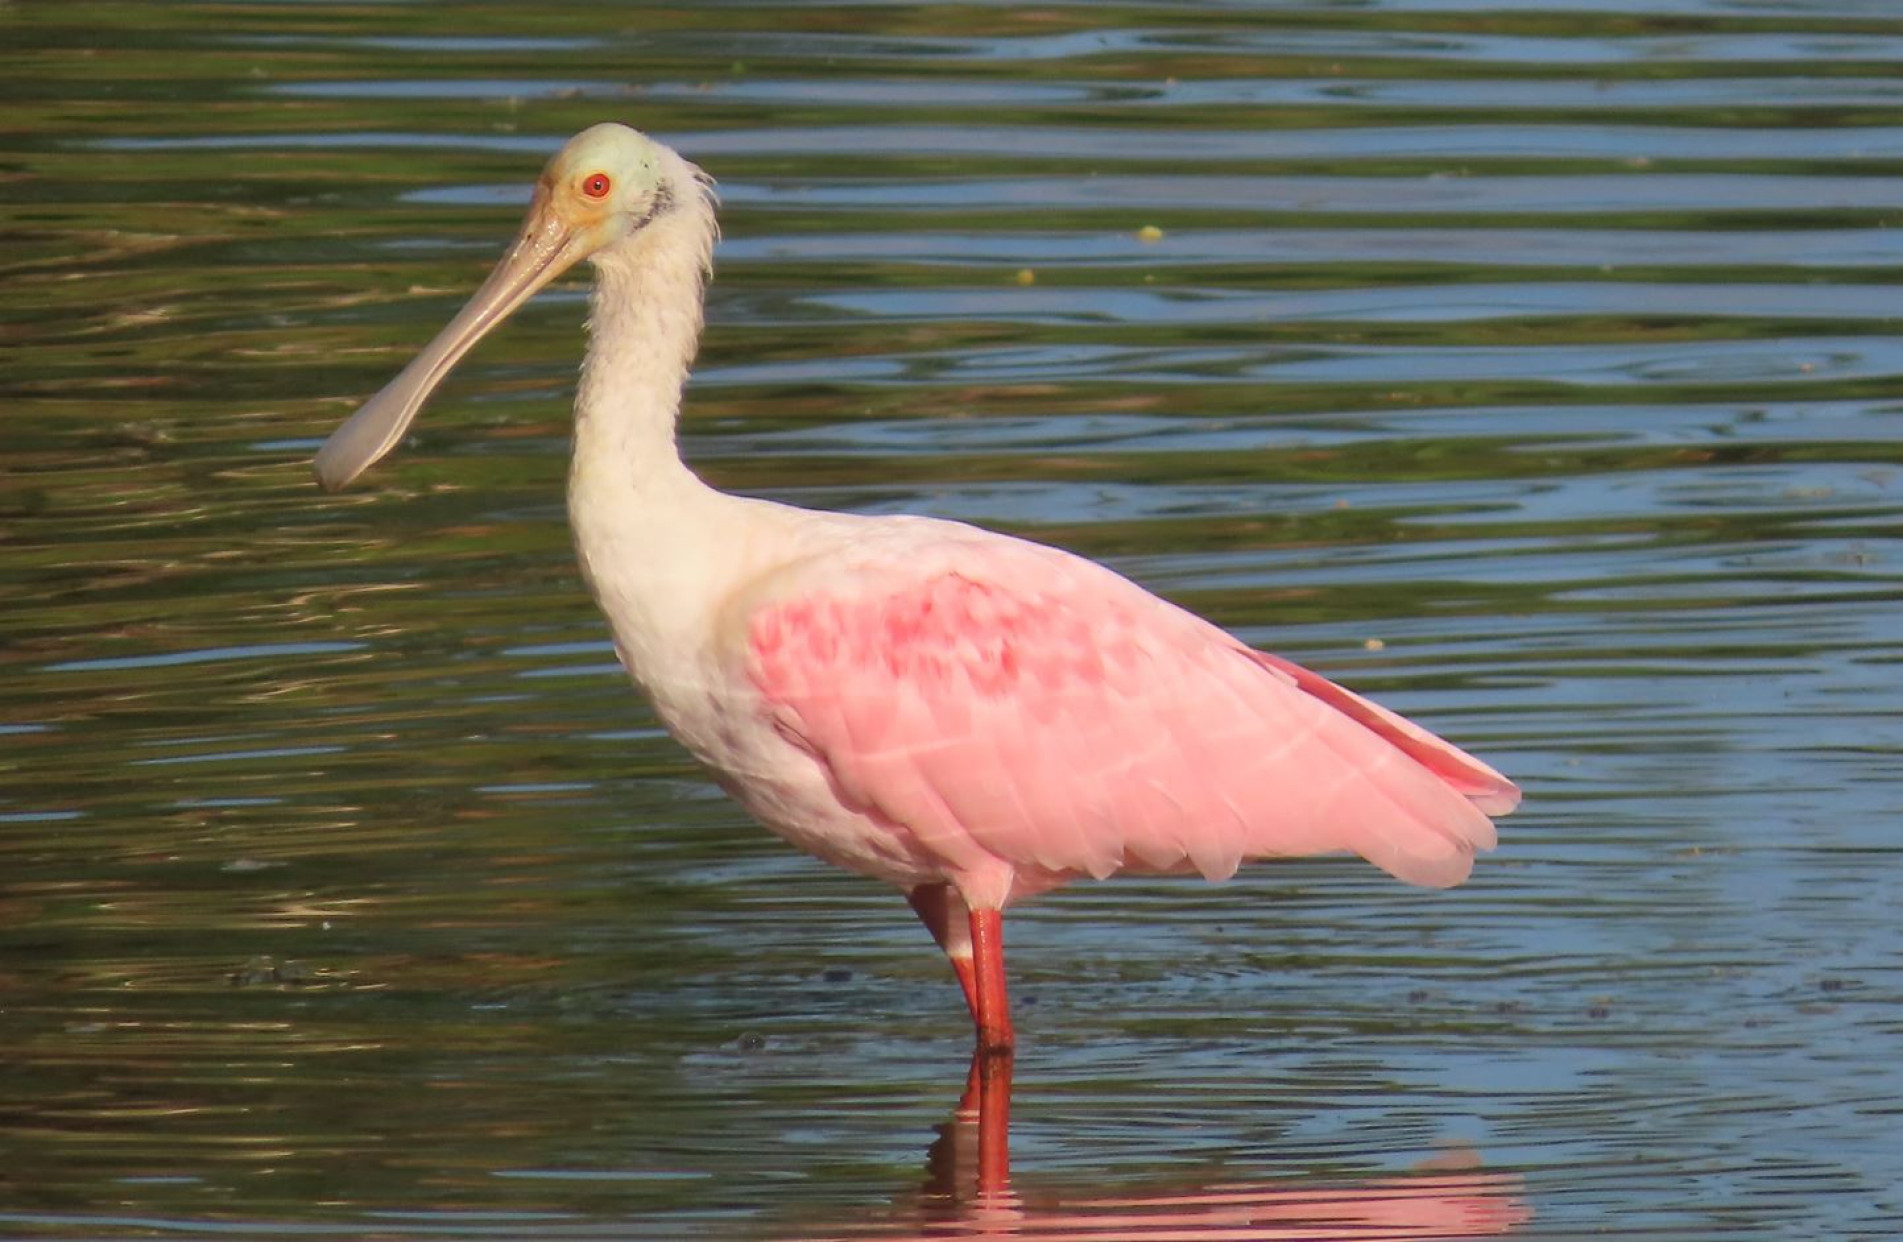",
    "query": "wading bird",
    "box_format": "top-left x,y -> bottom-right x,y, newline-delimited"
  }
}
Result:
315,124 -> 1520,1059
